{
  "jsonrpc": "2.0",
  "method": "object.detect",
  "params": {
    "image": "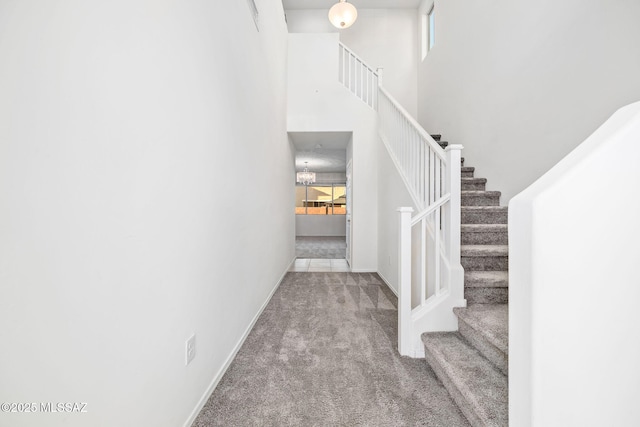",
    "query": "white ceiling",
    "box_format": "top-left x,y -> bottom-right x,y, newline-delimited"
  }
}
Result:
282,0 -> 421,10
290,131 -> 351,173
